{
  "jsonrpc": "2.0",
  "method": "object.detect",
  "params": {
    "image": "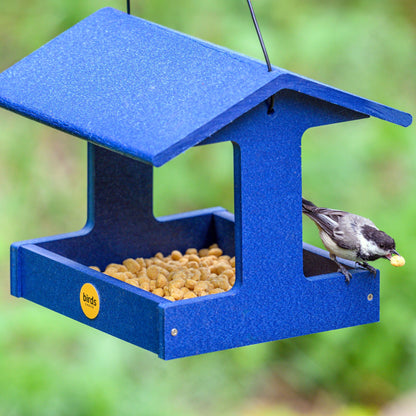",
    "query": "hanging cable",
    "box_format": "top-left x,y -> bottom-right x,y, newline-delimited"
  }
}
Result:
246,0 -> 275,113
